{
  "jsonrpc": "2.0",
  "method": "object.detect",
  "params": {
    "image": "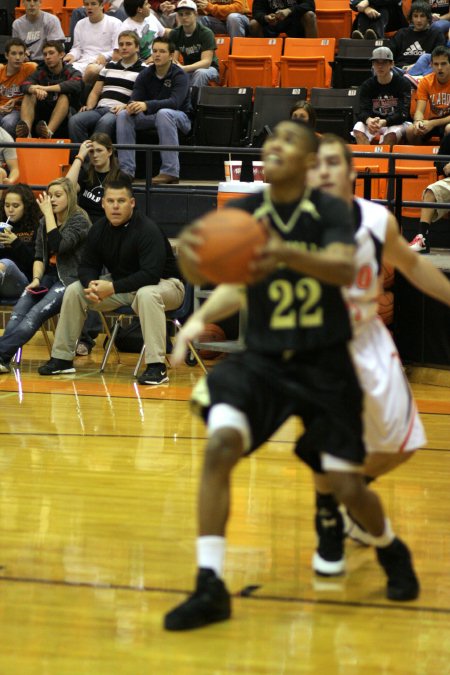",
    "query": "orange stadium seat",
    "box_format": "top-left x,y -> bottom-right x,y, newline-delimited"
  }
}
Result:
279,38 -> 335,90
59,0 -> 82,35
392,145 -> 439,218
226,37 -> 283,88
16,138 -> 71,189
349,145 -> 390,201
316,1 -> 353,43
214,36 -> 231,86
